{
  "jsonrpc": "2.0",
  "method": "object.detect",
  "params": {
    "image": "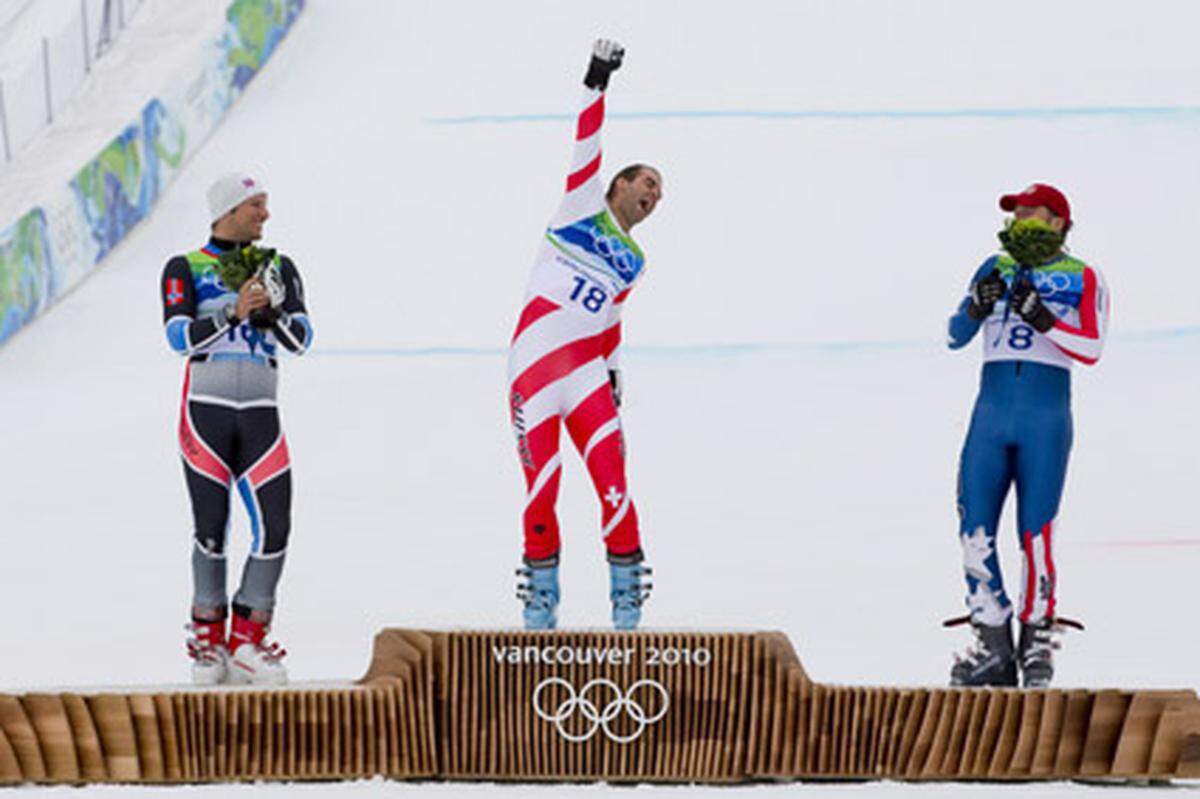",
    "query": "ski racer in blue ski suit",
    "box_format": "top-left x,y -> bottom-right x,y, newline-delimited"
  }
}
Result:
947,184 -> 1109,687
